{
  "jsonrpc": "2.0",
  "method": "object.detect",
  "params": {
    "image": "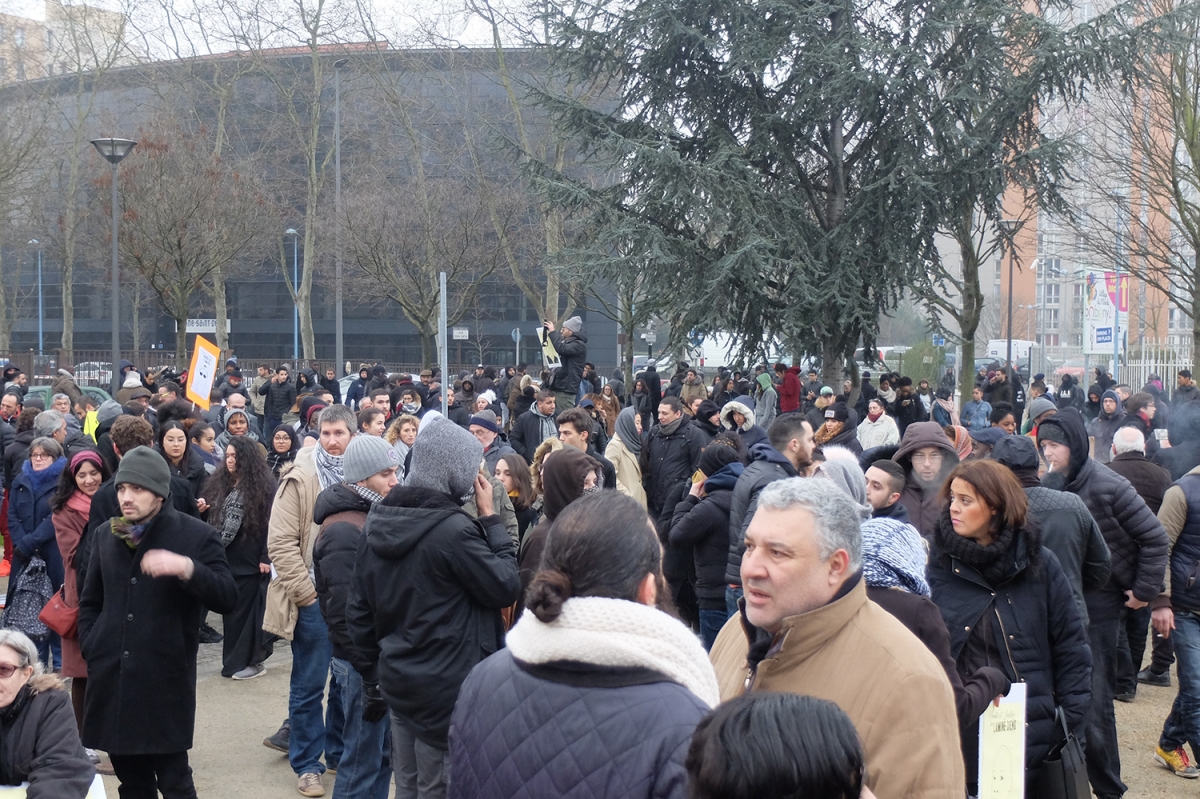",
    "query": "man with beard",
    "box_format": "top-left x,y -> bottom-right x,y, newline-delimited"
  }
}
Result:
723,414 -> 815,616
78,446 -> 235,796
890,421 -> 959,538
